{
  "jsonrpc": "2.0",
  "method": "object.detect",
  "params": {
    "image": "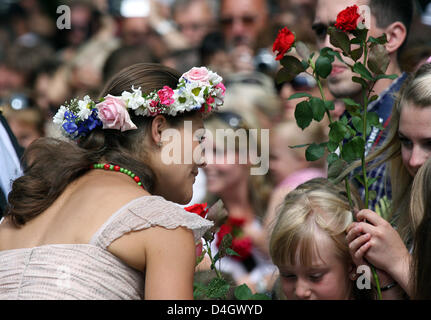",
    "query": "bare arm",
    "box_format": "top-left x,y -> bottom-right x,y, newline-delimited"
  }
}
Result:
144,226 -> 196,300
